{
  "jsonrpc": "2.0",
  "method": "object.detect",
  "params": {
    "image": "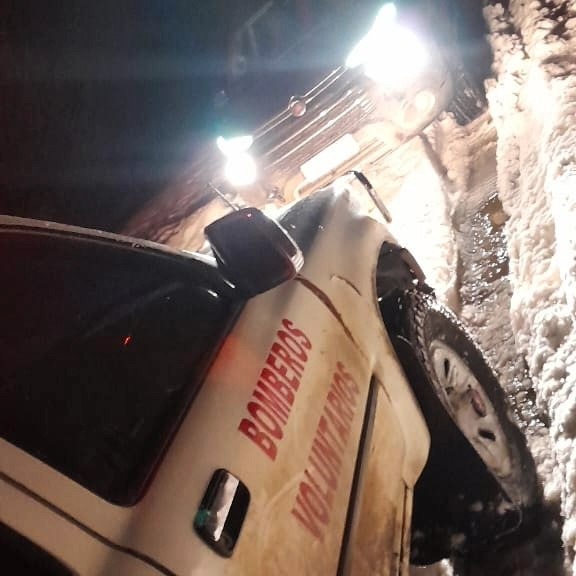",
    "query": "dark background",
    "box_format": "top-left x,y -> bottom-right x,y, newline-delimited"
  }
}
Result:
1,1 -> 239,229
0,1 -> 488,231
1,0 -> 358,230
